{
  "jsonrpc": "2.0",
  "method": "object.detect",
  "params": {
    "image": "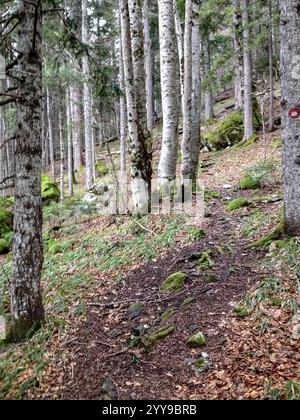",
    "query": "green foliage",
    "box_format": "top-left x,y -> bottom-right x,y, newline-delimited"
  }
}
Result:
0,238 -> 9,255
187,332 -> 206,347
95,160 -> 109,177
240,161 -> 276,190
0,207 -> 13,238
41,175 -> 60,206
161,272 -> 189,292
248,221 -> 286,250
227,197 -> 253,212
267,381 -> 300,401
